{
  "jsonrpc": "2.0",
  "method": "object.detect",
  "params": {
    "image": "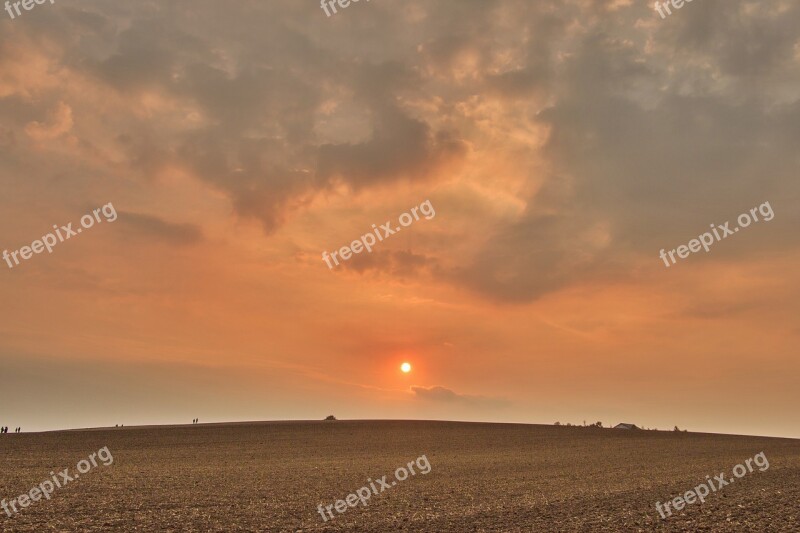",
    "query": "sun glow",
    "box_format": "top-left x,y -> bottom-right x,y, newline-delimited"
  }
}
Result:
400,362 -> 412,373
